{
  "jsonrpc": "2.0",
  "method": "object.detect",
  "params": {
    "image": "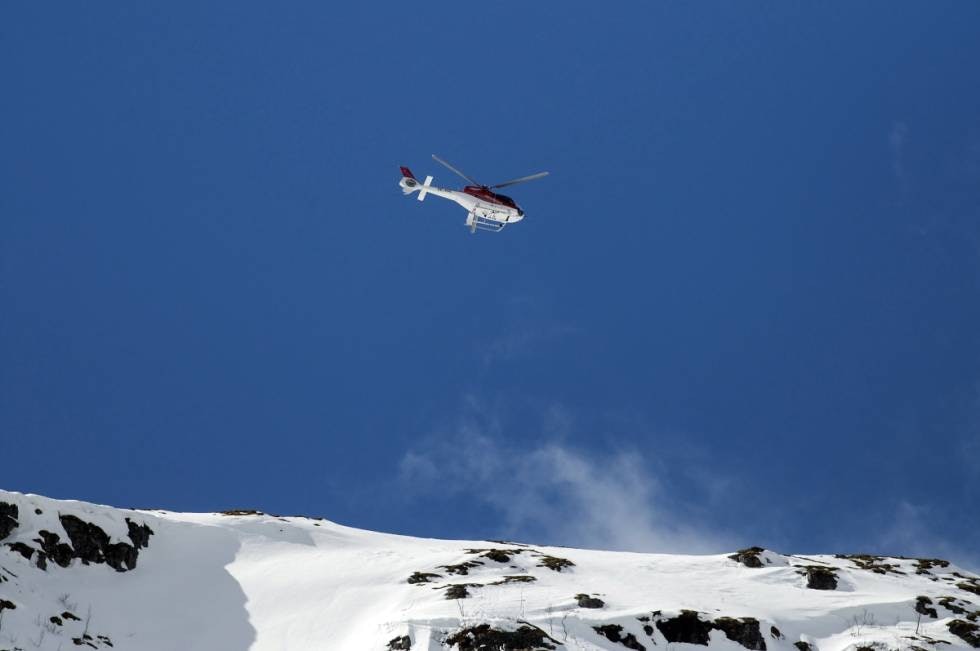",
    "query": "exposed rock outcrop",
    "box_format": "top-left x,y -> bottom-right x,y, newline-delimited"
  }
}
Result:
729,547 -> 765,568
444,623 -> 557,650
915,596 -> 938,618
656,610 -> 714,646
798,566 -> 838,590
594,624 -> 646,650
0,502 -> 18,540
653,611 -> 766,650
713,617 -> 766,651
576,593 -> 605,608
387,634 -> 412,649
4,510 -> 154,573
